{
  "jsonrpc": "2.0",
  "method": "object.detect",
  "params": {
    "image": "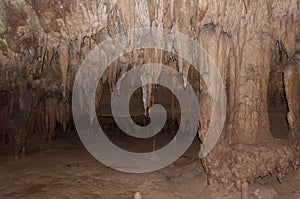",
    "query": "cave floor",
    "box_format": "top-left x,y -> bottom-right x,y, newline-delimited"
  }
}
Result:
0,132 -> 299,199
